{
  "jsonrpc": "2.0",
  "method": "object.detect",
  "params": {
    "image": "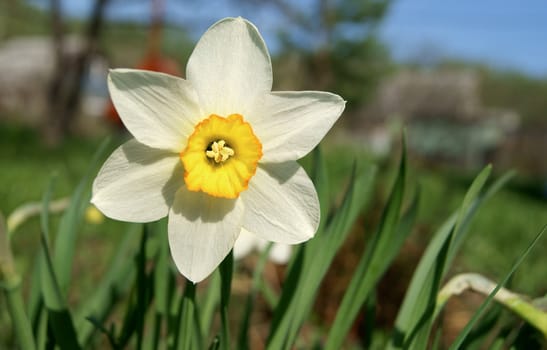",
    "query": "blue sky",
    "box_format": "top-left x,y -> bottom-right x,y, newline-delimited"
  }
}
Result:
381,0 -> 547,76
27,0 -> 547,77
